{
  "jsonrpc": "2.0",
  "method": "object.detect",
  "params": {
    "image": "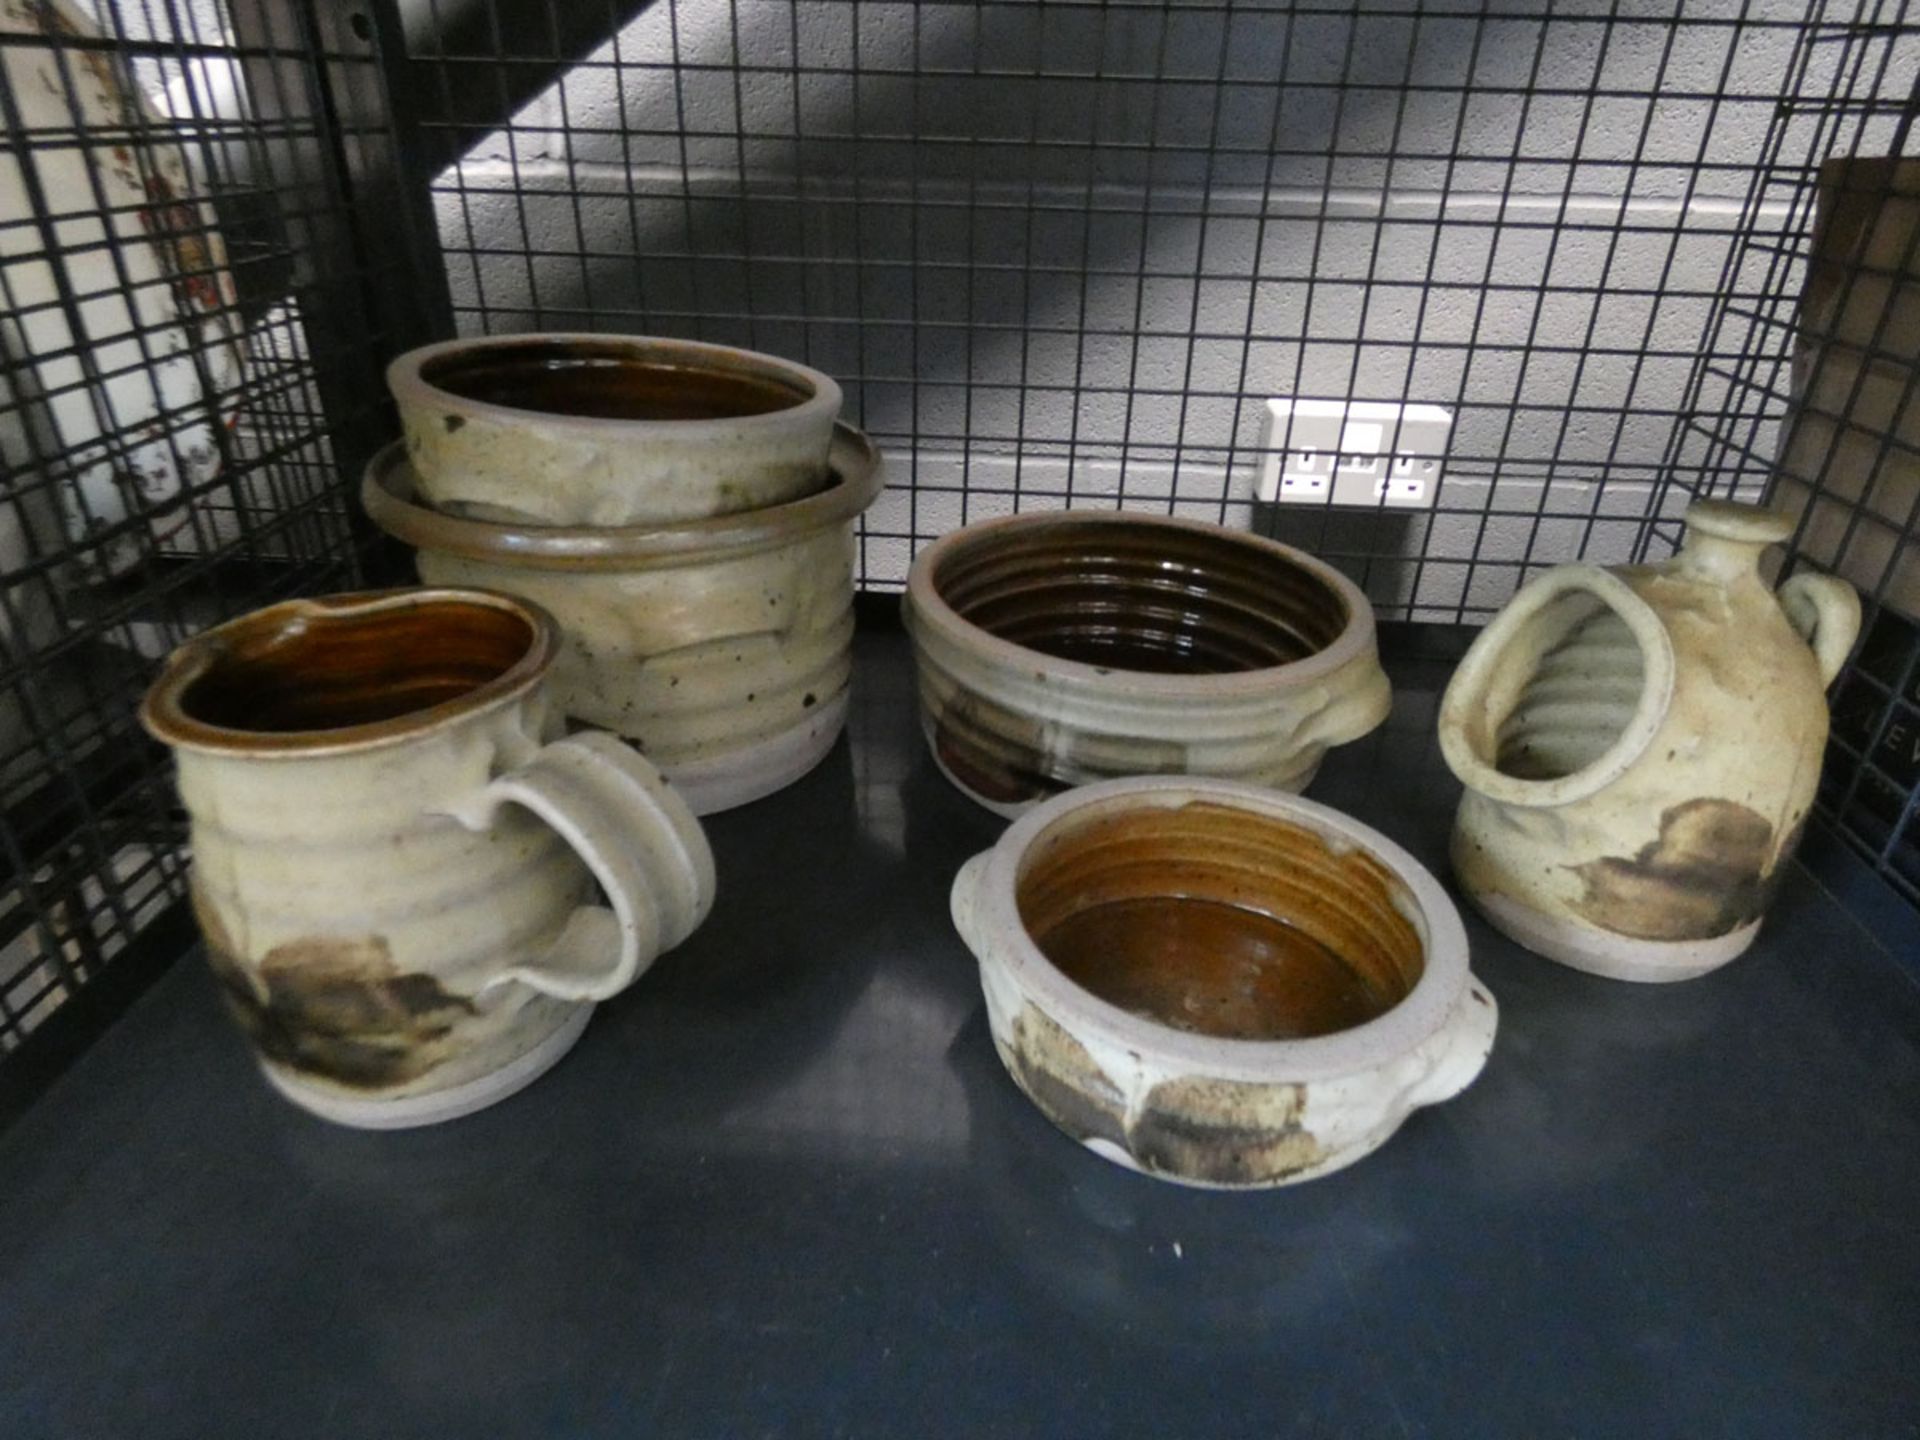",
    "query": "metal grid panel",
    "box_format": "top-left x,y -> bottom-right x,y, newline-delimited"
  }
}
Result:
1659,8 -> 1920,903
406,1 -> 1883,609
0,0 -> 404,1069
403,0 -> 1919,907
5,0 -> 1918,1086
